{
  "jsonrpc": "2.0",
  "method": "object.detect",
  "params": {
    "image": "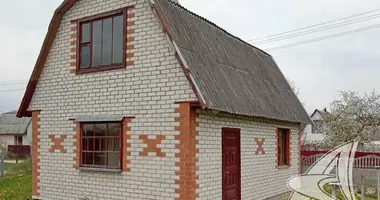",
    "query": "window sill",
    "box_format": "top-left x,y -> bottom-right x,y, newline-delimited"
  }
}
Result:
76,64 -> 125,75
79,167 -> 122,173
277,165 -> 290,169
